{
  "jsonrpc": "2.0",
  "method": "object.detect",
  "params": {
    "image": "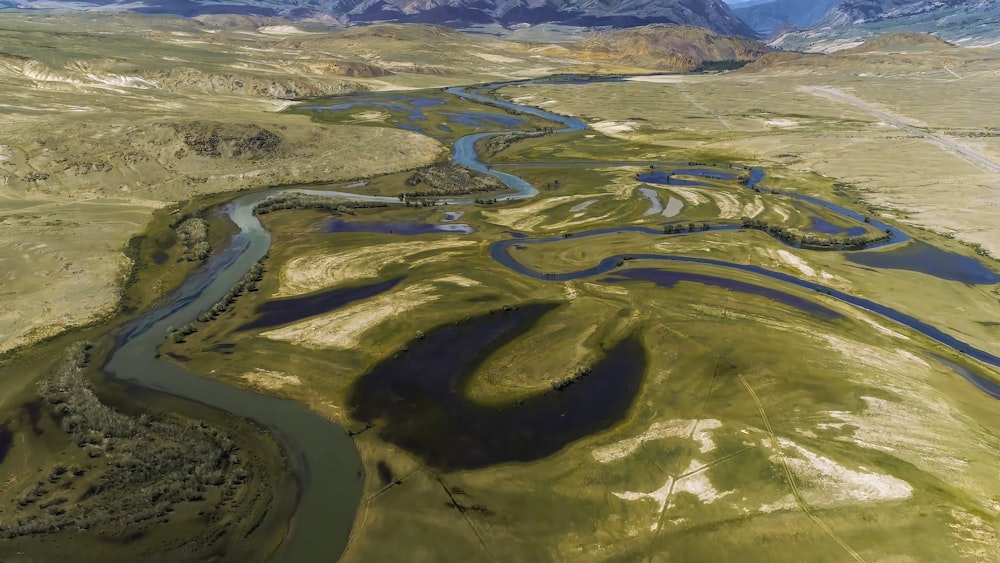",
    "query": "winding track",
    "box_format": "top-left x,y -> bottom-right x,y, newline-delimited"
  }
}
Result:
806,86 -> 1000,175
